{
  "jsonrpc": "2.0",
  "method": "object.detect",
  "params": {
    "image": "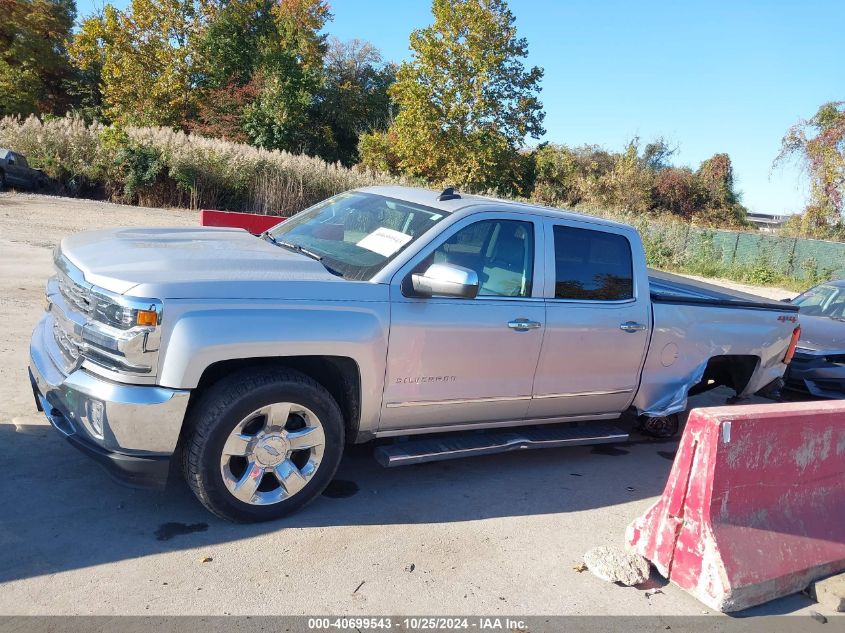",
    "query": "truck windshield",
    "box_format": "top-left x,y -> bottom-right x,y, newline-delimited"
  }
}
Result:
792,284 -> 845,320
267,192 -> 447,280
